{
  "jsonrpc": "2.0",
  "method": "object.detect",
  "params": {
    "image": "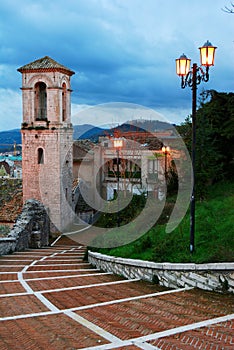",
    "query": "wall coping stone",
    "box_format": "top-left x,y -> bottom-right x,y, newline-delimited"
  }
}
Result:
0,237 -> 16,243
88,251 -> 234,271
88,251 -> 234,293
